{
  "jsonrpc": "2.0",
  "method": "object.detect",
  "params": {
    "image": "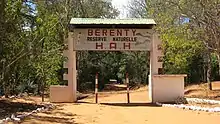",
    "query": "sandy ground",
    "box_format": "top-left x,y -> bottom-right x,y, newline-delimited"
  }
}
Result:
21,86 -> 220,124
